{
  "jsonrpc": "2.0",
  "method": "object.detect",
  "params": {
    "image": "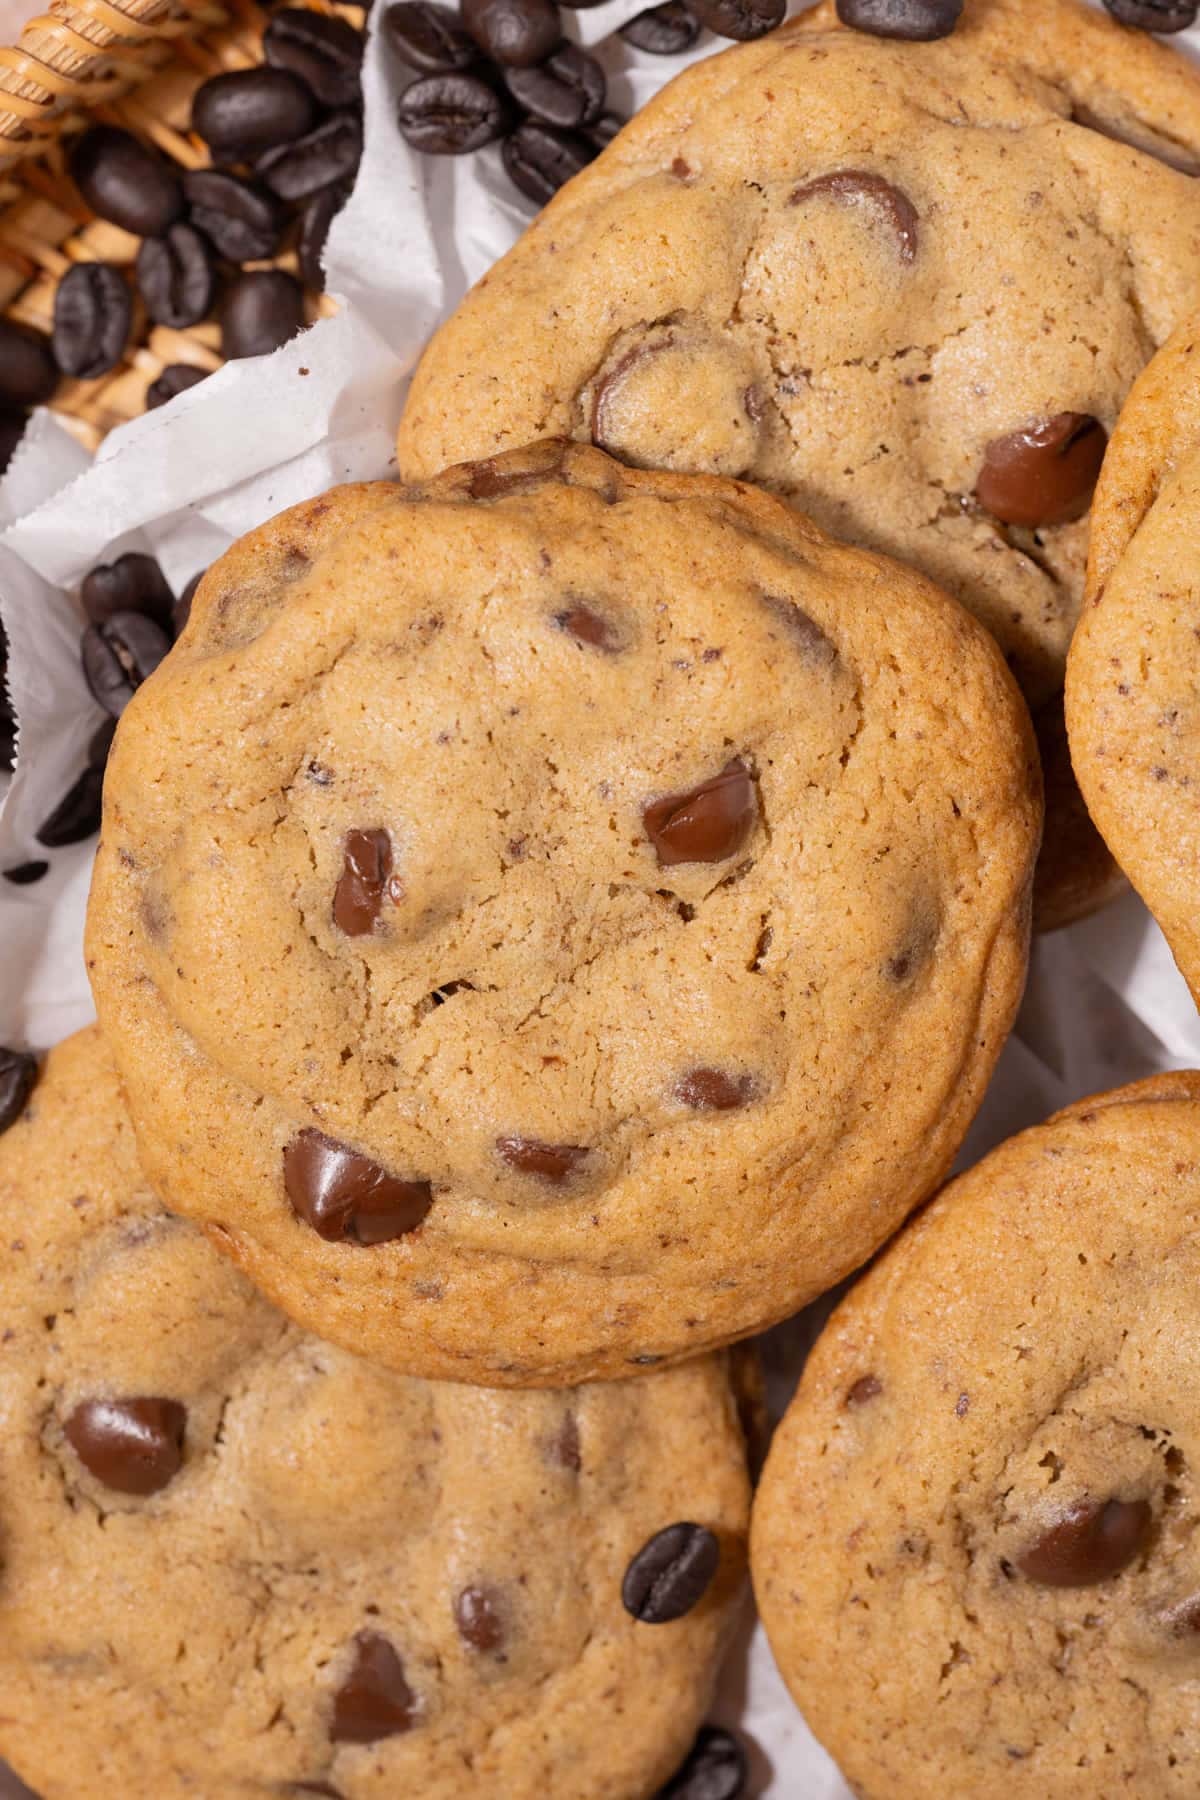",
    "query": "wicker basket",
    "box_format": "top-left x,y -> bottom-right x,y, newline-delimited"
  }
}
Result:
0,0 -> 351,449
